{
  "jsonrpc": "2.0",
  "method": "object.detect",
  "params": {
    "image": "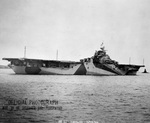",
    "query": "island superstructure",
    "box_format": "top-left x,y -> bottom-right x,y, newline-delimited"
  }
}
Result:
3,45 -> 144,75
